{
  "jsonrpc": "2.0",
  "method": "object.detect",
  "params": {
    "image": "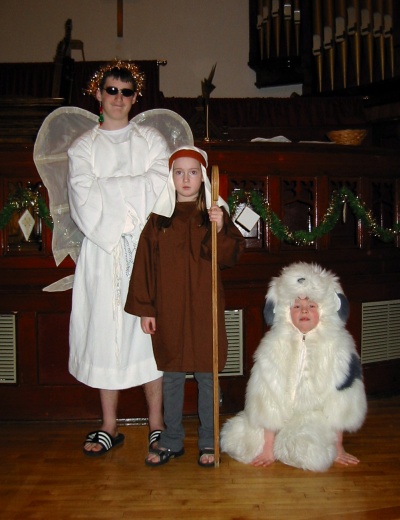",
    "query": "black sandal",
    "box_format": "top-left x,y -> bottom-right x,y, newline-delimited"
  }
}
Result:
83,430 -> 125,457
198,448 -> 215,467
148,429 -> 162,450
145,447 -> 185,467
